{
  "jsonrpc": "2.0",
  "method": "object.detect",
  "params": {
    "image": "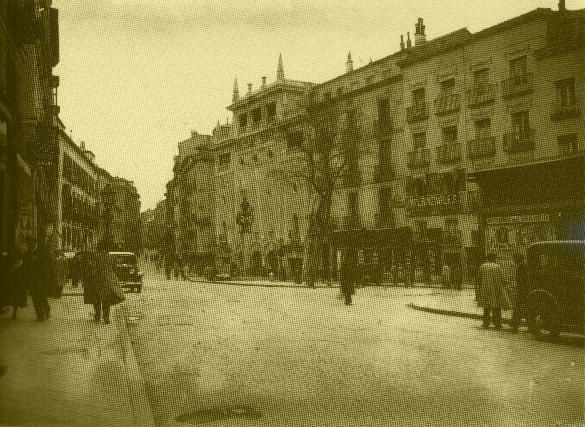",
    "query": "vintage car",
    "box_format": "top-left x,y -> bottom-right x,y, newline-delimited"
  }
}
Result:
521,241 -> 585,340
109,251 -> 143,293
